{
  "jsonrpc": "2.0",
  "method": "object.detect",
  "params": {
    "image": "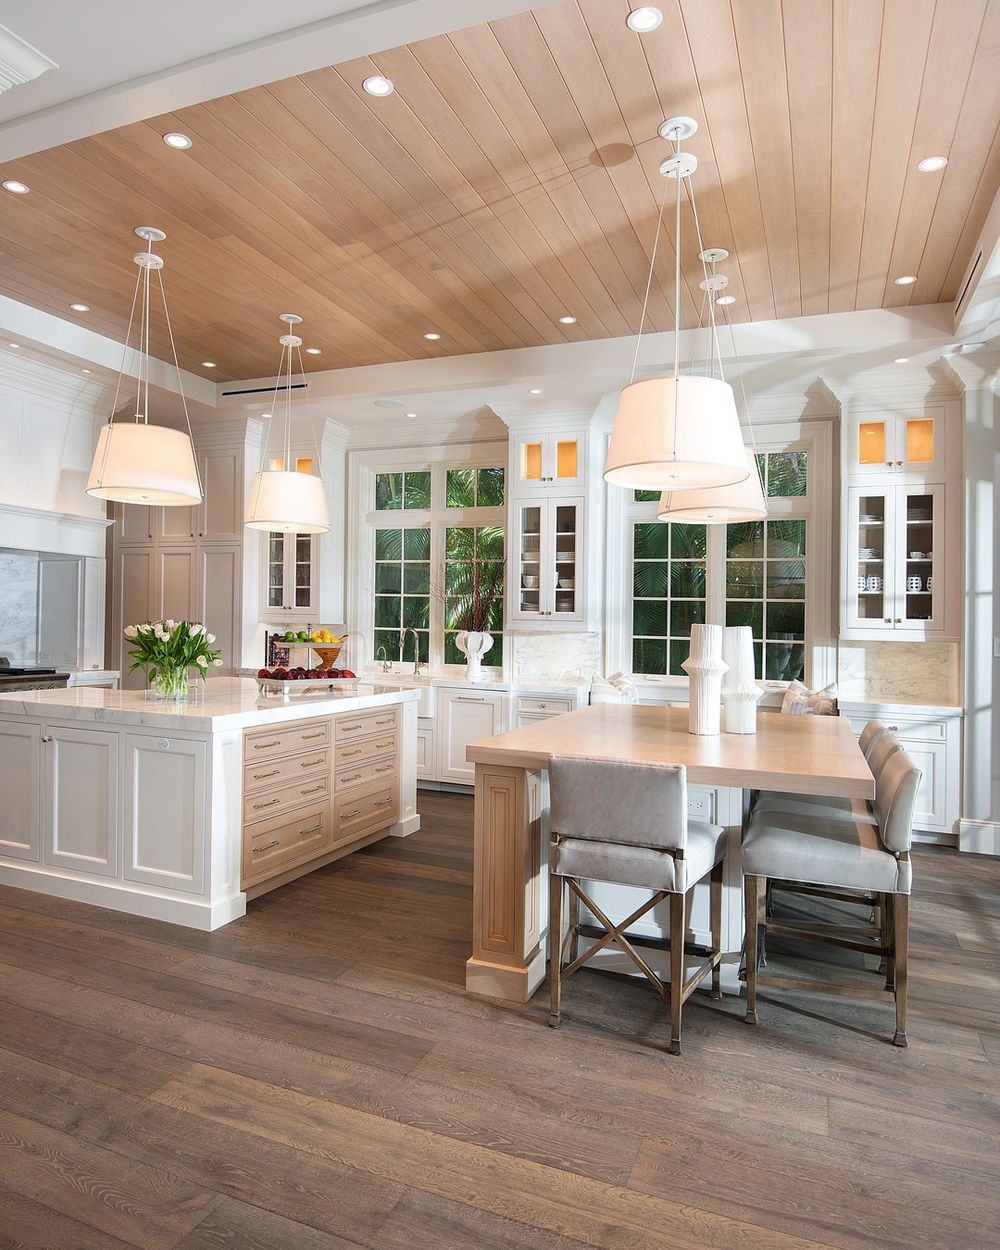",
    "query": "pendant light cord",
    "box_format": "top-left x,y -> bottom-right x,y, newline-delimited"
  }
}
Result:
155,264 -> 204,496
629,172 -> 671,384
293,341 -> 324,476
